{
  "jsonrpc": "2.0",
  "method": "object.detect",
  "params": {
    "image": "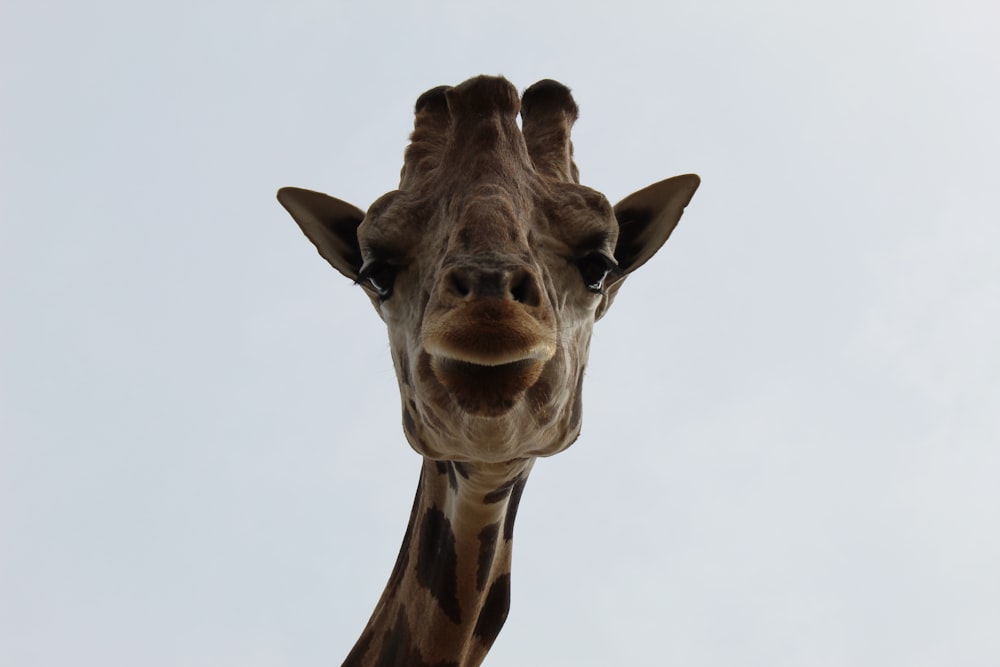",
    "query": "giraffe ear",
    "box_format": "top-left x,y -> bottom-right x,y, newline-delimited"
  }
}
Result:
611,174 -> 700,277
277,187 -> 366,282
594,174 -> 699,320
